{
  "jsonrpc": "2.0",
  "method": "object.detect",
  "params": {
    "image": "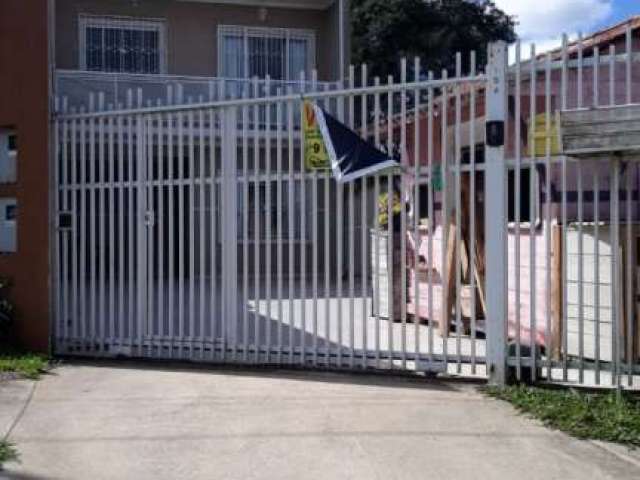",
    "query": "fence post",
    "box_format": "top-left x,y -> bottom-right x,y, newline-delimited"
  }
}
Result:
221,106 -> 238,352
485,41 -> 508,386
